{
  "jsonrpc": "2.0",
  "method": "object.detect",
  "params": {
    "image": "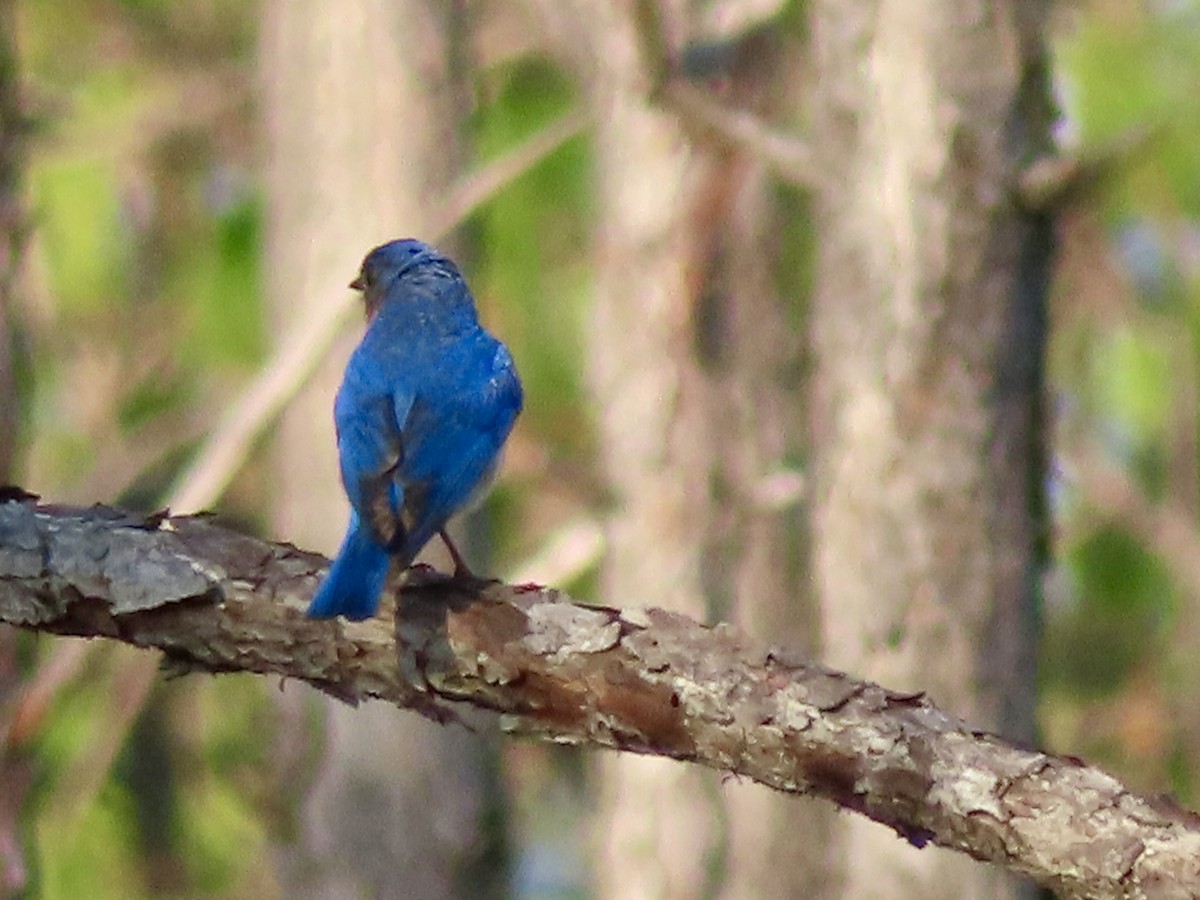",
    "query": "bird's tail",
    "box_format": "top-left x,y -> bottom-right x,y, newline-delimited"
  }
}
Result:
307,516 -> 390,621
